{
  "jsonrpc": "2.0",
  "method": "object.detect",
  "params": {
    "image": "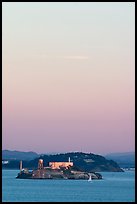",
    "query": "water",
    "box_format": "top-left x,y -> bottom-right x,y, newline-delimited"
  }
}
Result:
2,170 -> 135,202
